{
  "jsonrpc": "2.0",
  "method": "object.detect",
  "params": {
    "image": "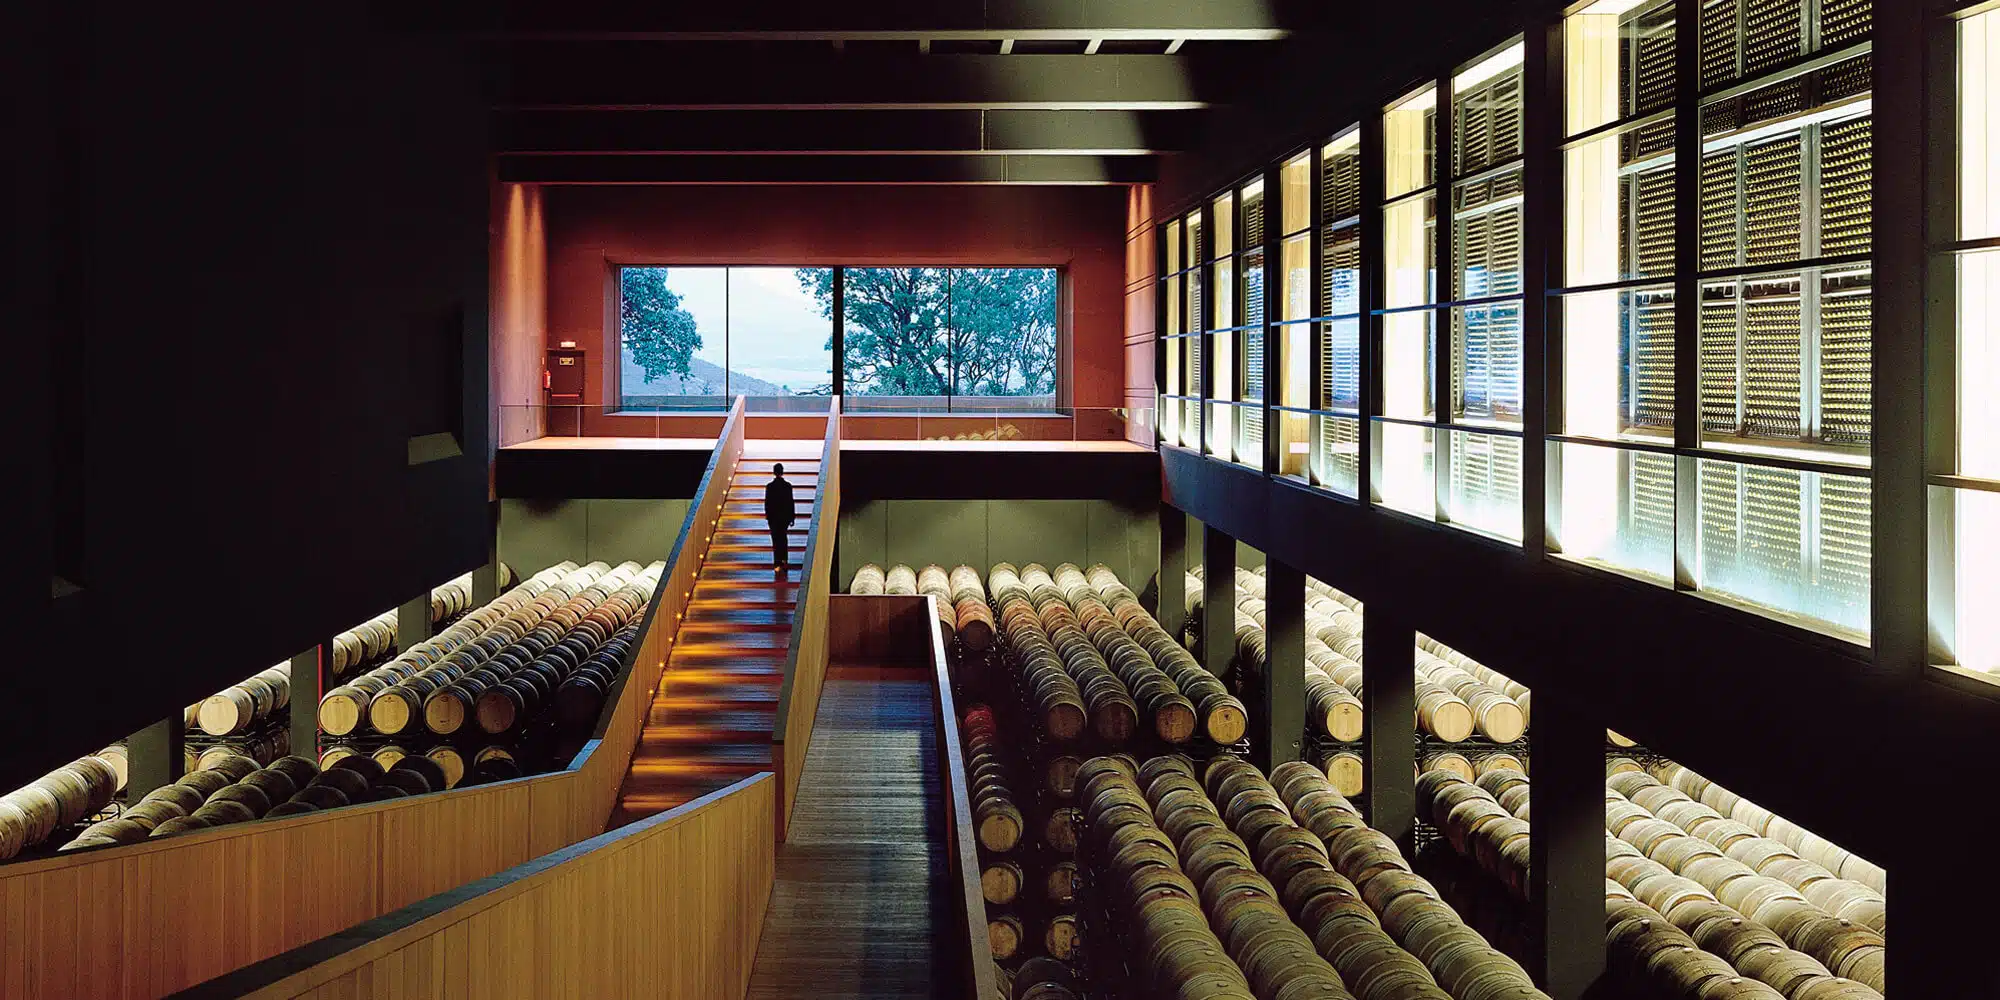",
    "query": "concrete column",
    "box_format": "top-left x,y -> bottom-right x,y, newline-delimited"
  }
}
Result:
1256,558 -> 1306,771
125,716 -> 185,799
397,593 -> 432,652
1157,501 -> 1188,635
473,501 -> 501,606
1362,604 -> 1416,844
1200,523 -> 1236,681
1530,691 -> 1609,999
289,645 -> 325,764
